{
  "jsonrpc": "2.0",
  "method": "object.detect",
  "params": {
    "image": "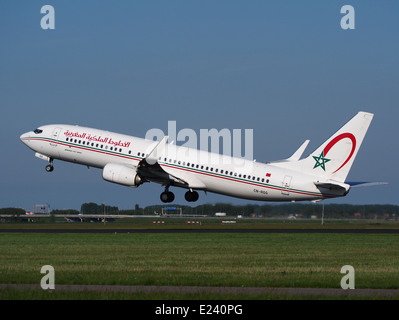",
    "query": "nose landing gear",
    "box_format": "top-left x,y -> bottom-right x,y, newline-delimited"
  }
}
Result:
45,159 -> 54,172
